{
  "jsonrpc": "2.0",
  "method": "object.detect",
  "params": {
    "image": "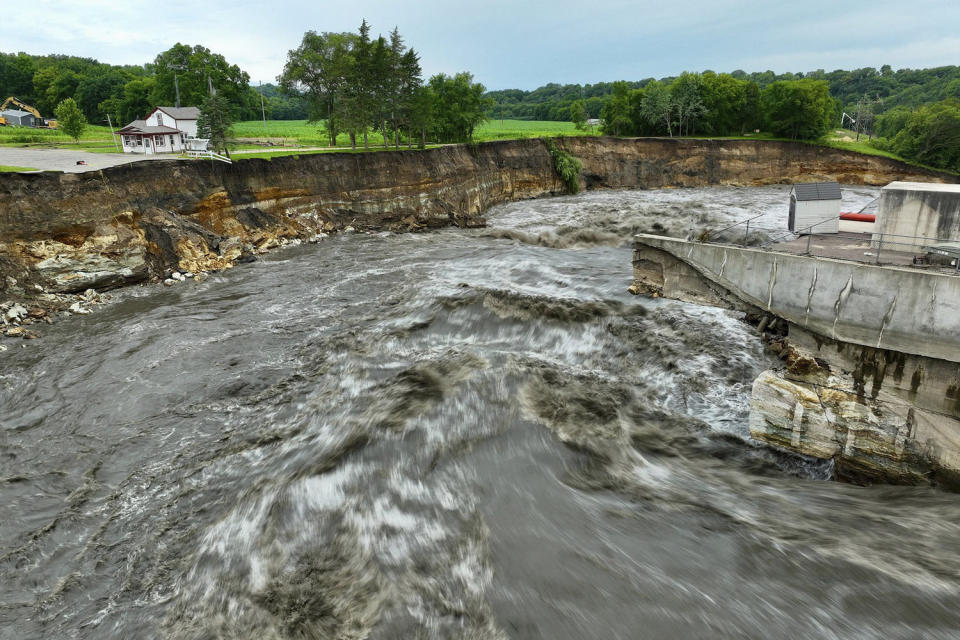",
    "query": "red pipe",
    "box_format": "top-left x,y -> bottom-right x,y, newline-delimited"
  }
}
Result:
840,212 -> 876,223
